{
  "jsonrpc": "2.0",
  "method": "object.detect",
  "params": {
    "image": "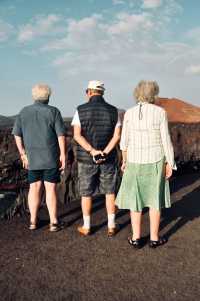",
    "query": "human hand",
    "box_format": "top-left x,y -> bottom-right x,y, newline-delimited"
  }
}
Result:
59,155 -> 66,171
91,149 -> 106,164
165,163 -> 173,179
121,161 -> 126,172
21,154 -> 29,169
90,149 -> 104,157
